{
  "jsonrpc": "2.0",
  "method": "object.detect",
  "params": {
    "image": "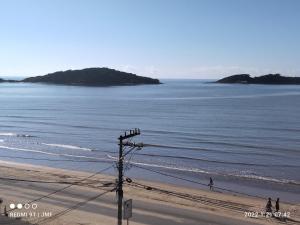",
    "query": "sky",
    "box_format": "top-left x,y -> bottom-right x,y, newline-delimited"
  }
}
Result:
0,0 -> 299,79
